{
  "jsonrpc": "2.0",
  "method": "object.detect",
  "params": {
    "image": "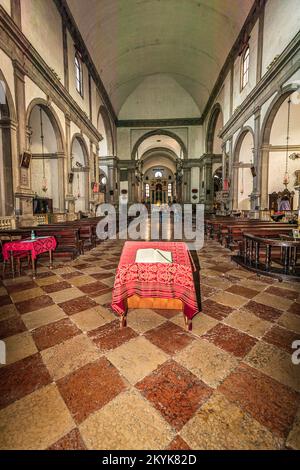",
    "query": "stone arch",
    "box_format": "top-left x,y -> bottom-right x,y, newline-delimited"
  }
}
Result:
131,129 -> 188,160
0,69 -> 16,215
206,103 -> 223,154
259,84 -> 300,208
26,98 -> 65,154
97,105 -> 114,156
70,133 -> 89,212
232,127 -> 255,210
